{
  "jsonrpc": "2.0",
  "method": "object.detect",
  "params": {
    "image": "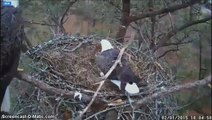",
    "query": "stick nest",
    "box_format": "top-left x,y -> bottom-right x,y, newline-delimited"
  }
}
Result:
12,35 -> 178,119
